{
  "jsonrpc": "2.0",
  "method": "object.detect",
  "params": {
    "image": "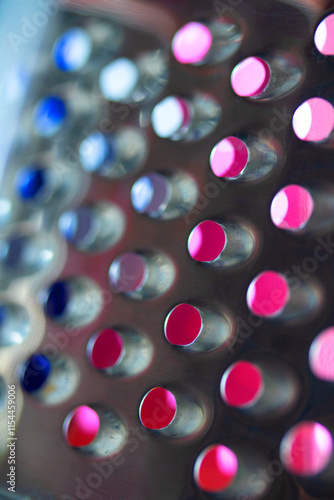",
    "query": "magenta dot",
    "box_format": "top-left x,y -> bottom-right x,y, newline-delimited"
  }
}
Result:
271,185 -> 314,230
315,14 -> 334,56
247,271 -> 290,317
281,421 -> 333,476
293,97 -> 334,142
139,387 -> 177,430
309,327 -> 334,382
172,22 -> 212,64
64,406 -> 100,447
109,252 -> 147,293
231,57 -> 271,97
221,361 -> 264,408
210,137 -> 249,178
194,444 -> 238,493
87,328 -> 124,369
164,303 -> 202,346
188,221 -> 226,262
